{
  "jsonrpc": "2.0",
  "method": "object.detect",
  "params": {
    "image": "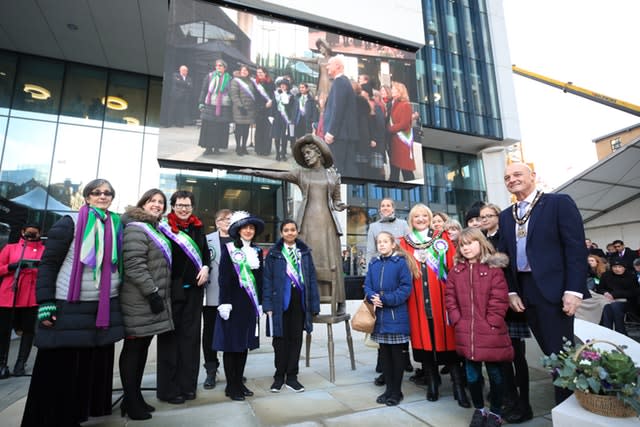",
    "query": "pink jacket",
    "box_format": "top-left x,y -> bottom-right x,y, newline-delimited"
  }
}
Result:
0,239 -> 45,307
445,254 -> 514,362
